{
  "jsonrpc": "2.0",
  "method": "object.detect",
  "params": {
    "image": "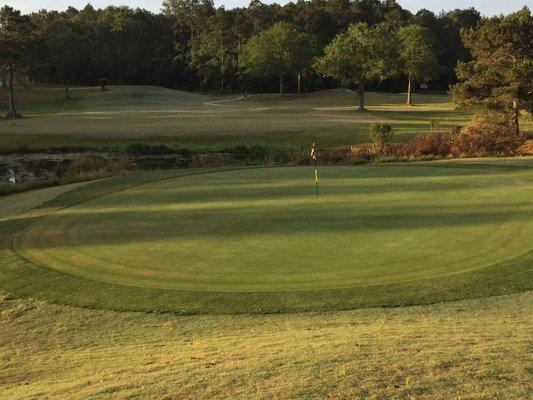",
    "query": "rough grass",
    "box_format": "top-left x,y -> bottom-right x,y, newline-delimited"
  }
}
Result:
0,85 -> 472,151
1,160 -> 532,314
0,291 -> 531,399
